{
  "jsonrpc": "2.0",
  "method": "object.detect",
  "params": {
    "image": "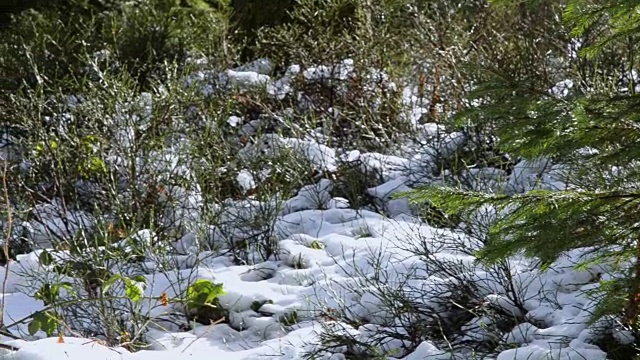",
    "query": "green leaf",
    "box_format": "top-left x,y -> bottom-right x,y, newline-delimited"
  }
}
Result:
39,313 -> 58,337
190,0 -> 213,10
38,250 -> 54,266
102,274 -> 123,295
34,283 -> 59,305
123,278 -> 142,303
88,157 -> 106,173
28,318 -> 41,336
186,279 -> 225,309
205,283 -> 225,303
59,282 -> 76,297
133,275 -> 147,283
102,274 -> 143,302
29,312 -> 58,337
